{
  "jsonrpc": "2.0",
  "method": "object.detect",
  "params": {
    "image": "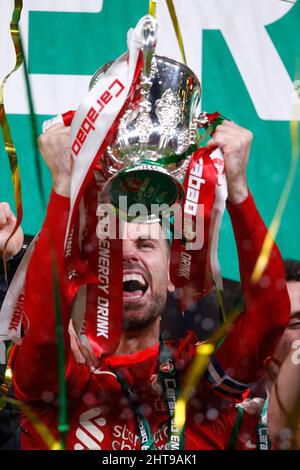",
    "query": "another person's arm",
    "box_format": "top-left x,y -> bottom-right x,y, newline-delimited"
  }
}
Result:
0,201 -> 24,371
268,343 -> 300,449
205,121 -> 290,393
0,203 -> 25,450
